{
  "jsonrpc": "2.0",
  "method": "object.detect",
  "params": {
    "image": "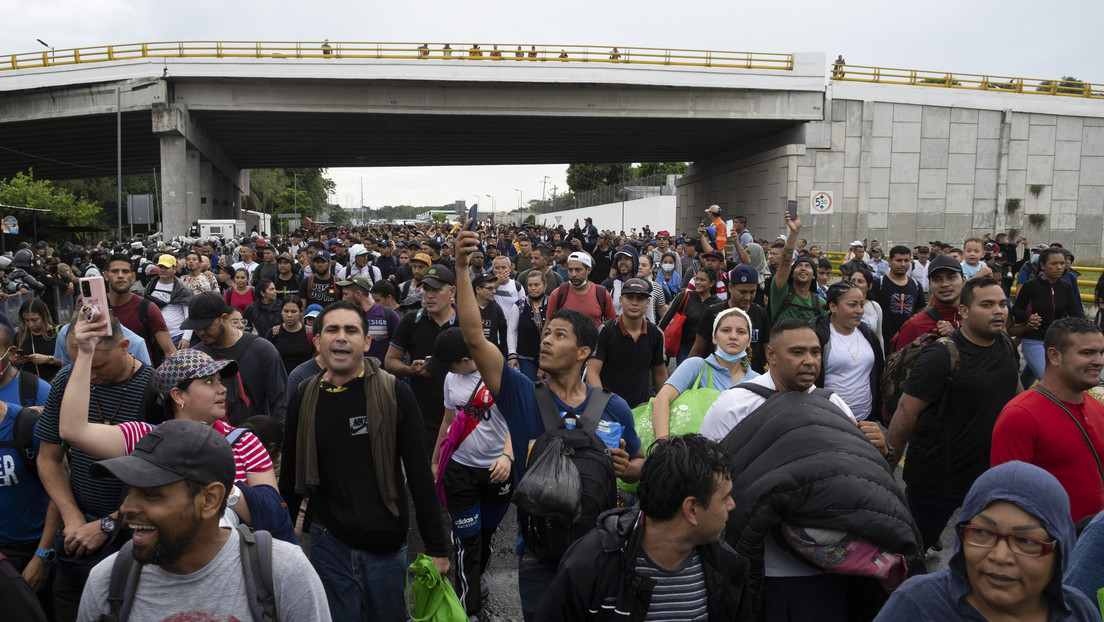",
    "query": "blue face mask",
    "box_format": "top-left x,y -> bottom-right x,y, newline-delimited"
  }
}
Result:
715,348 -> 747,363
1031,253 -> 1040,263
